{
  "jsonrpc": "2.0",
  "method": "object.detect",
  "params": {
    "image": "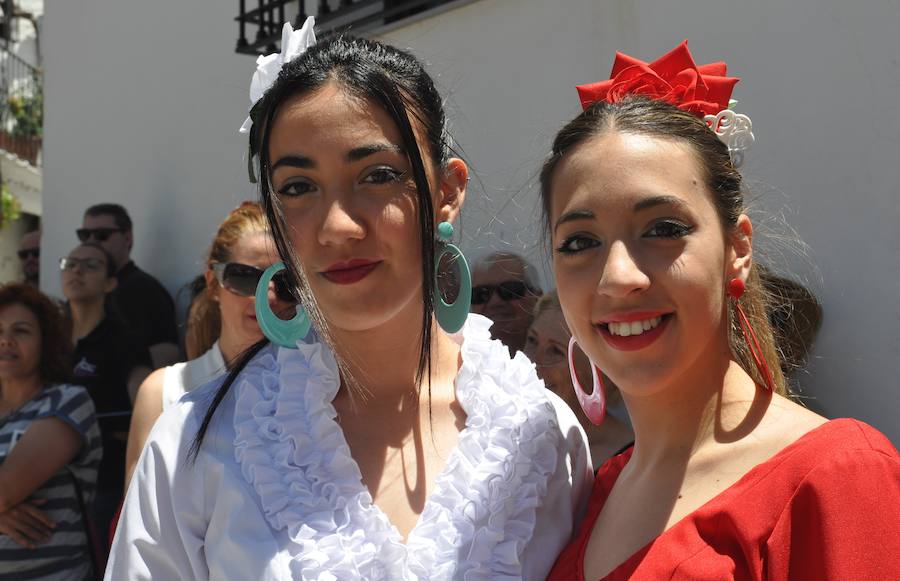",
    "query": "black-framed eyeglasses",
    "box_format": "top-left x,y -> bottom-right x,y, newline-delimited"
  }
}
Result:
59,257 -> 107,272
76,227 -> 126,242
211,262 -> 296,303
17,248 -> 39,260
471,281 -> 533,305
